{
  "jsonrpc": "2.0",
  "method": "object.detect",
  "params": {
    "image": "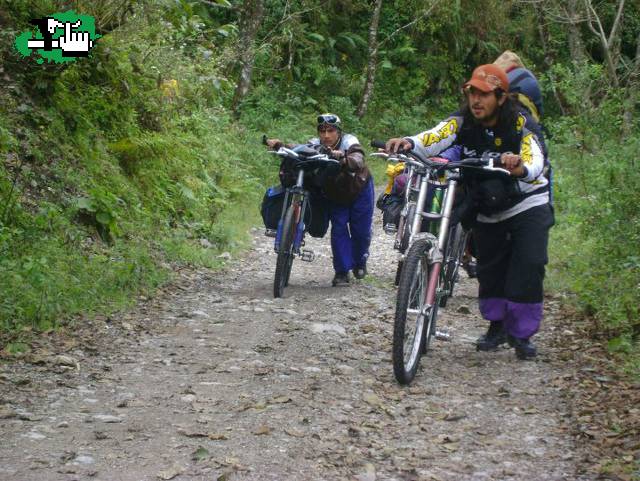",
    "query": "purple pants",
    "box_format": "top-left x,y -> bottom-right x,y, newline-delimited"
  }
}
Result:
329,177 -> 375,274
474,204 -> 554,339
